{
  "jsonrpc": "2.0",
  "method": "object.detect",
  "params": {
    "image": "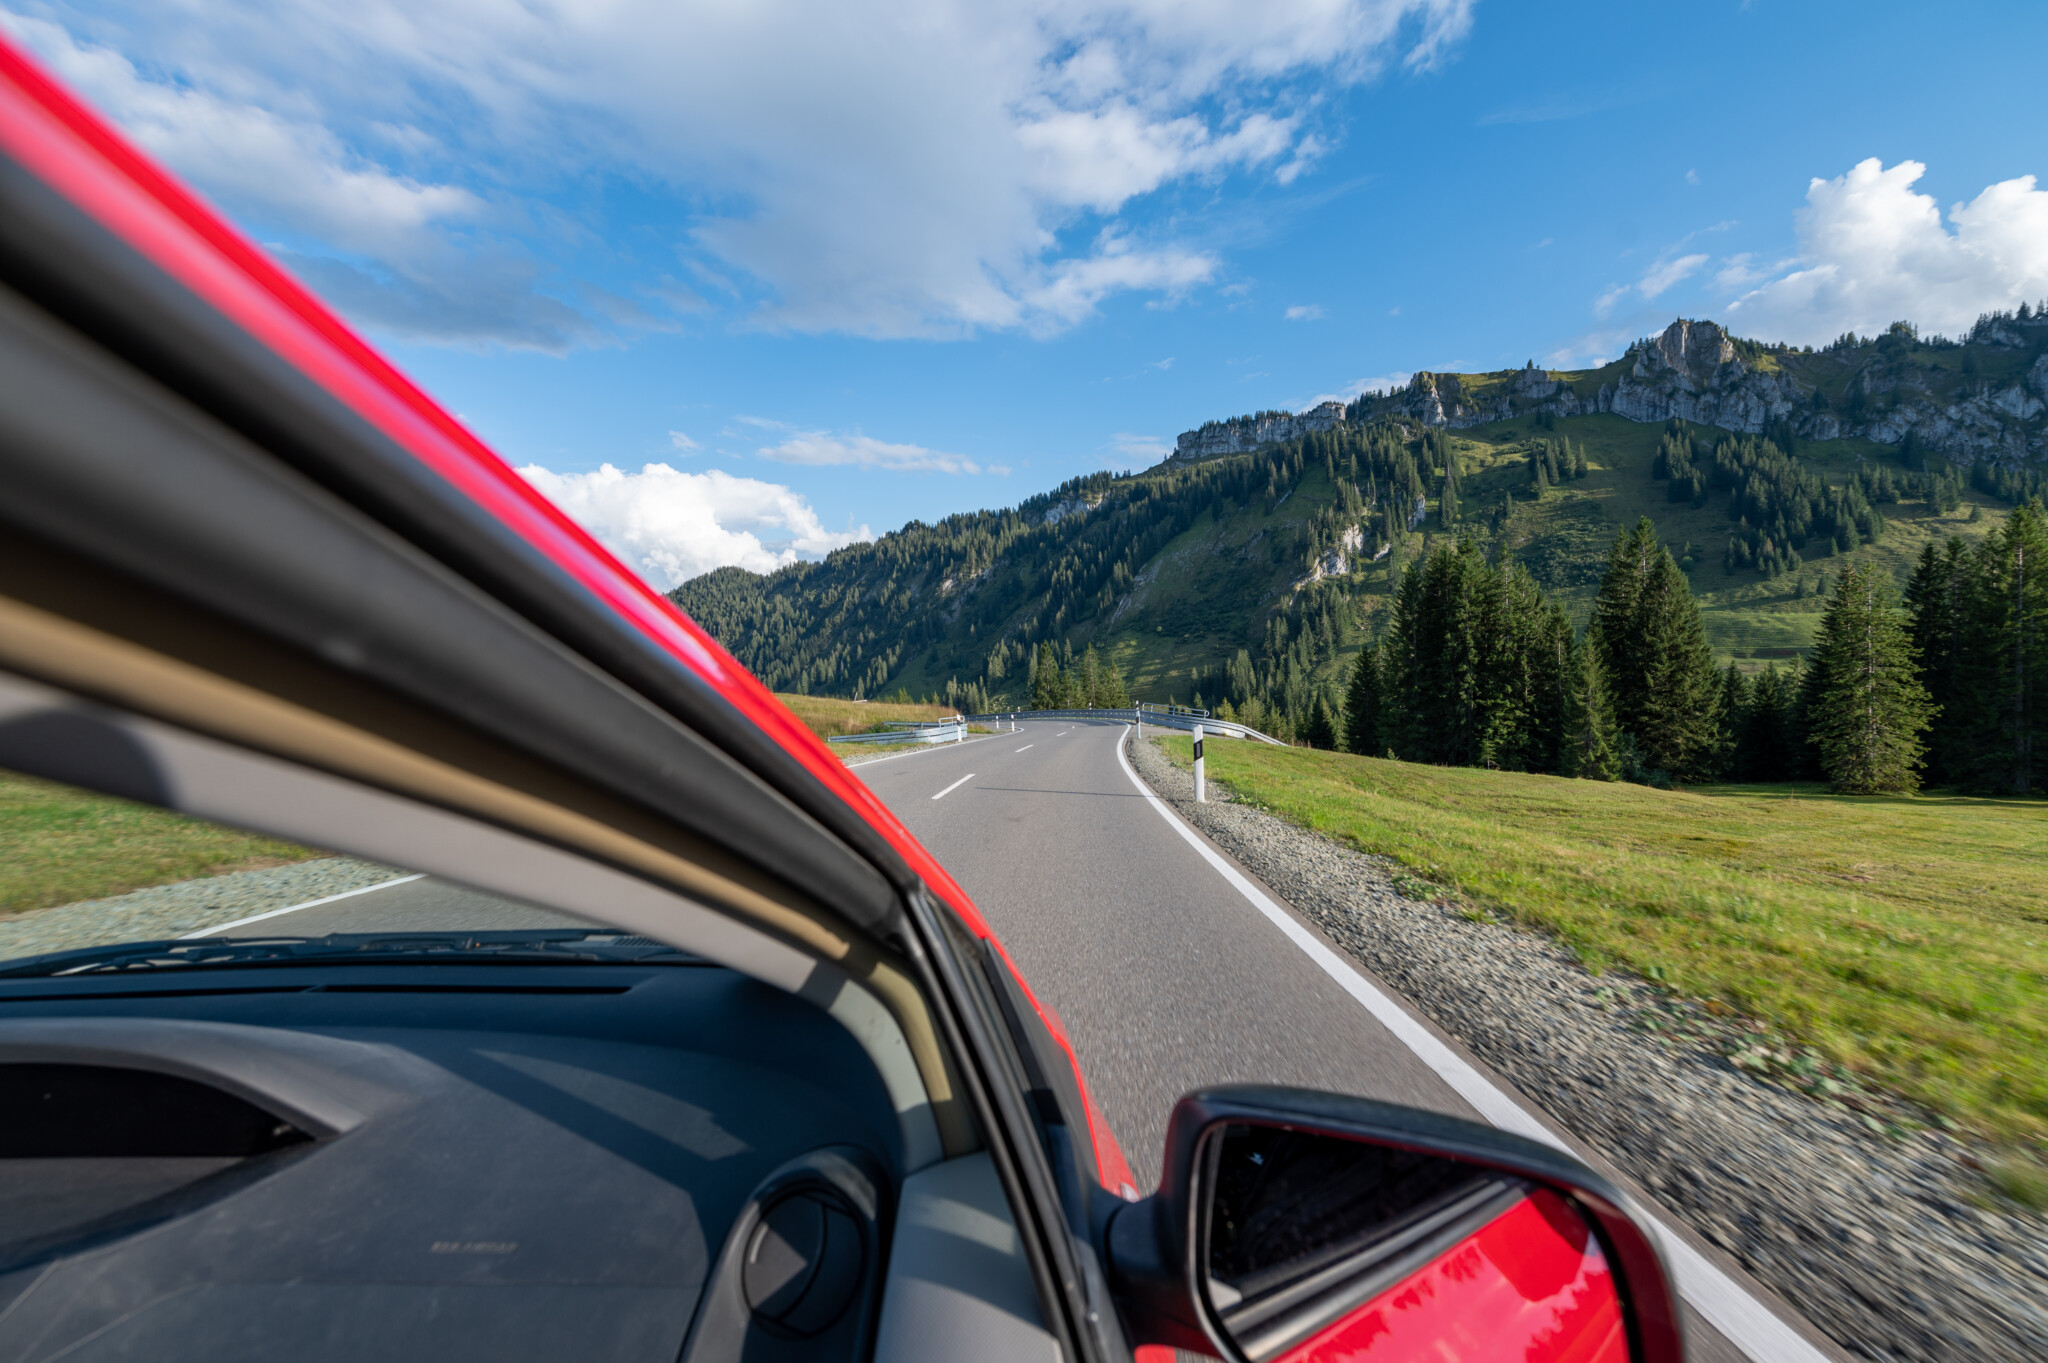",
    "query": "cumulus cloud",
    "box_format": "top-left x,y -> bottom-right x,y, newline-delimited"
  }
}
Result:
519,462 -> 870,588
1284,303 -> 1325,320
755,430 -> 986,475
7,0 -> 1474,343
1726,159 -> 2048,343
0,12 -> 622,349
